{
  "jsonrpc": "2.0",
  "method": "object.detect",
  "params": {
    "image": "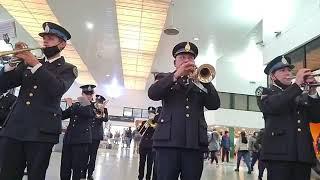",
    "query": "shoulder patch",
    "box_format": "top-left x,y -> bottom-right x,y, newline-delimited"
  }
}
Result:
255,86 -> 264,96
73,67 -> 78,78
